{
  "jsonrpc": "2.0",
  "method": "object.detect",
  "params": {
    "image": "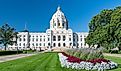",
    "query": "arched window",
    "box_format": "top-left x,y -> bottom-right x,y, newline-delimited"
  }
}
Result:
58,22 -> 60,27
48,43 -> 50,46
58,36 -> 61,41
69,38 -> 71,41
62,23 -> 64,27
70,43 -> 72,46
23,38 -> 26,41
63,35 -> 66,41
58,43 -> 61,47
53,36 -> 56,41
